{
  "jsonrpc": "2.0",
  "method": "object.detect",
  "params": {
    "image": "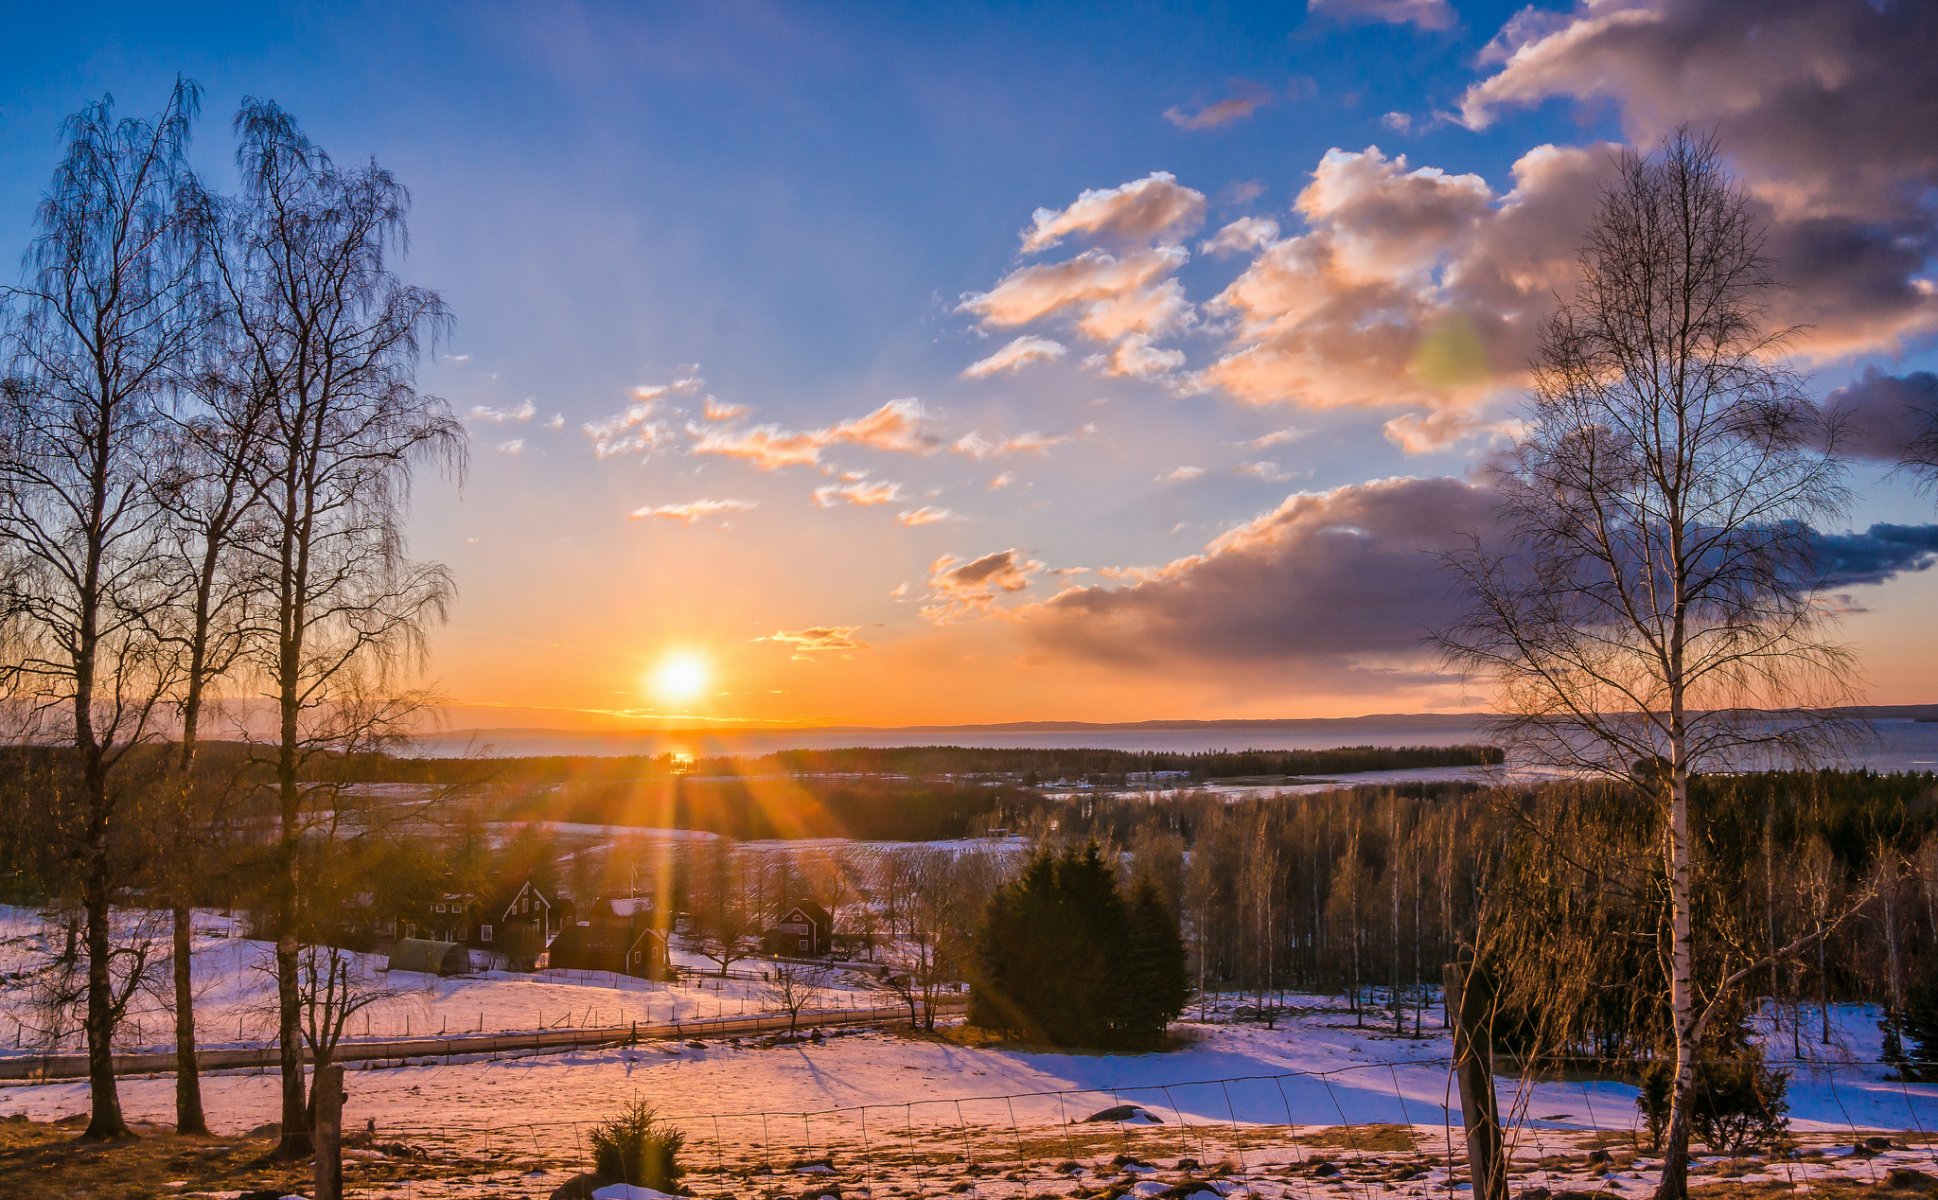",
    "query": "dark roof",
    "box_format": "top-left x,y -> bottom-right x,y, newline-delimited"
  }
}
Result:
779,900 -> 831,927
